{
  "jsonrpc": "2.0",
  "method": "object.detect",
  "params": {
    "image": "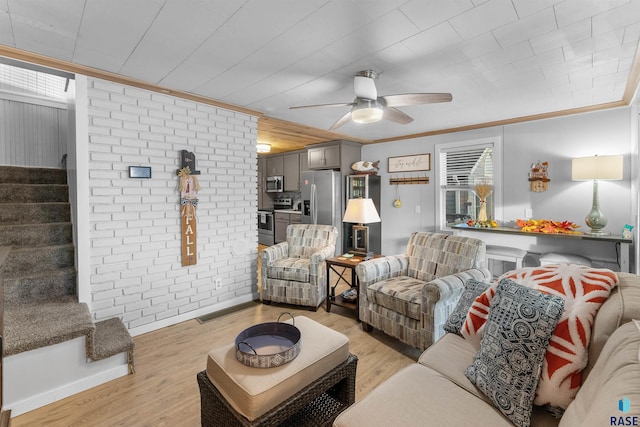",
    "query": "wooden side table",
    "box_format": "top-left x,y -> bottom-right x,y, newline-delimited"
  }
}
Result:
325,255 -> 381,320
